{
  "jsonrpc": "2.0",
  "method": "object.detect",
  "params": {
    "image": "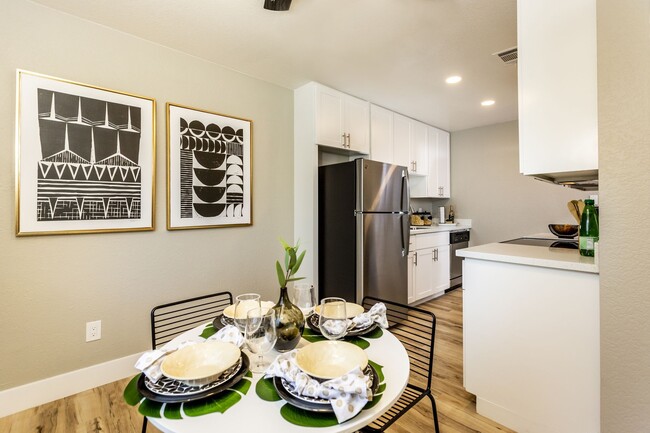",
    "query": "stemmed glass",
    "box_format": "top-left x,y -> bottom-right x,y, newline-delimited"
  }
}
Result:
245,307 -> 278,373
233,293 -> 261,333
318,297 -> 348,340
292,284 -> 316,318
